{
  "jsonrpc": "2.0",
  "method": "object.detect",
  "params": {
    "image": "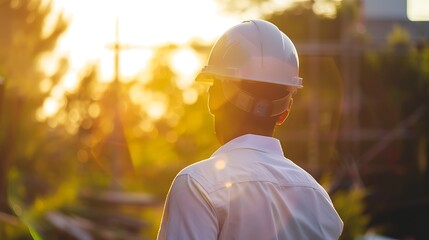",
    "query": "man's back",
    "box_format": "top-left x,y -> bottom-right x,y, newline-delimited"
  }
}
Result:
158,135 -> 343,240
